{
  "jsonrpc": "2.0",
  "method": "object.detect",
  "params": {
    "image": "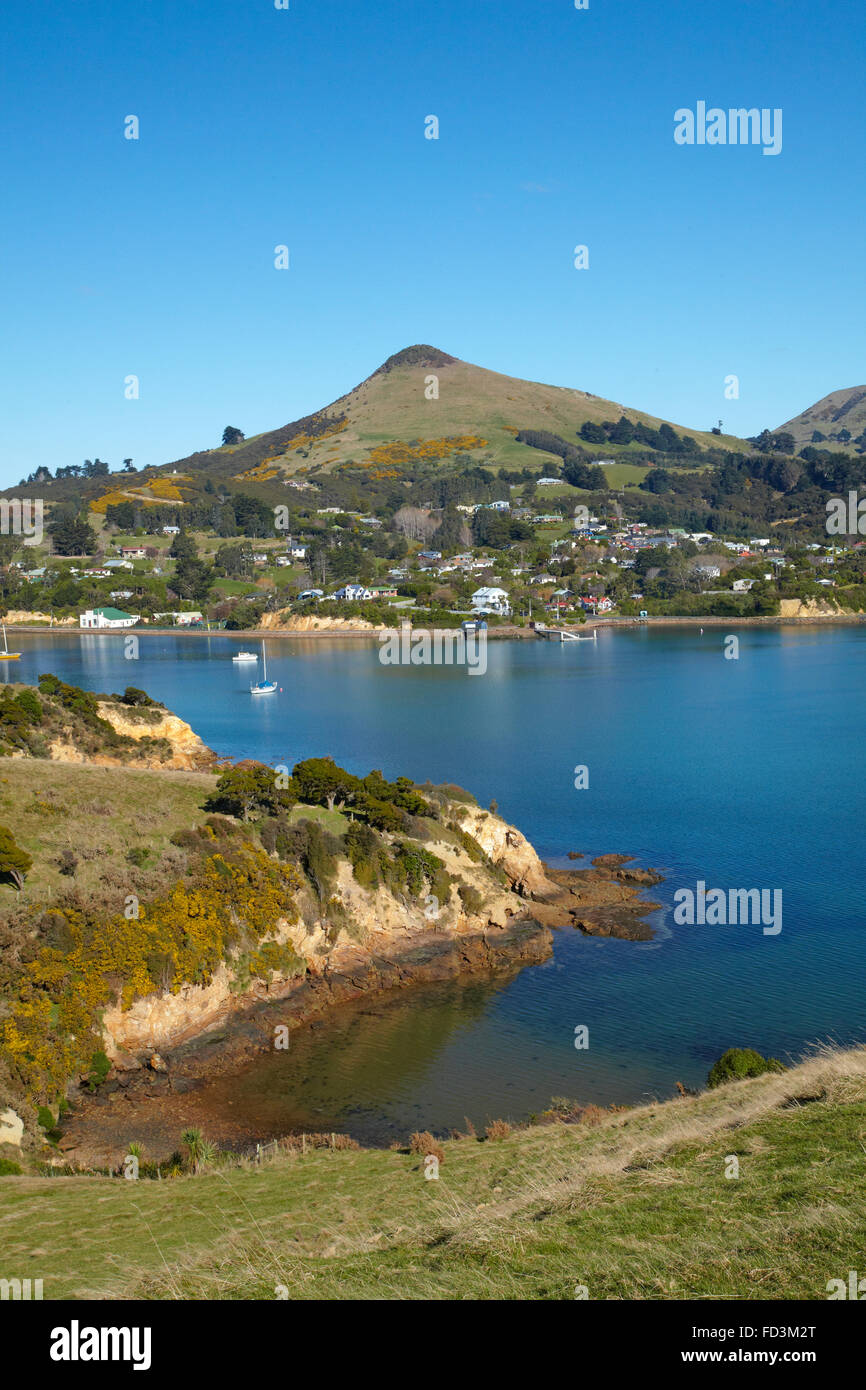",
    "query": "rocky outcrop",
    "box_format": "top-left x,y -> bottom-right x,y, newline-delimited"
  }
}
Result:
778,598 -> 842,618
458,805 -> 555,897
260,611 -> 387,633
97,820 -> 662,1063
3,611 -> 77,626
96,705 -> 216,770
102,965 -> 237,1055
100,839 -> 536,1057
0,1107 -> 24,1148
46,705 -> 216,772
